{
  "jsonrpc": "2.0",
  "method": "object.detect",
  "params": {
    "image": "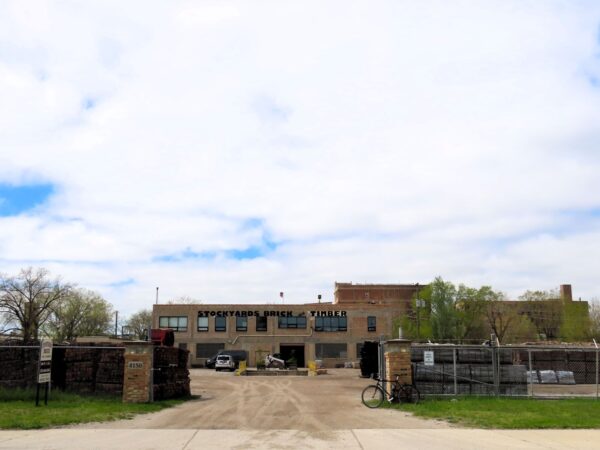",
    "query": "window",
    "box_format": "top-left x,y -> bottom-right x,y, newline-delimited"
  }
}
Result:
215,316 -> 227,332
316,343 -> 347,359
367,316 -> 376,332
256,316 -> 267,332
196,343 -> 225,358
315,316 -> 347,332
158,316 -> 188,332
197,316 -> 209,332
236,316 -> 247,332
278,316 -> 307,329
